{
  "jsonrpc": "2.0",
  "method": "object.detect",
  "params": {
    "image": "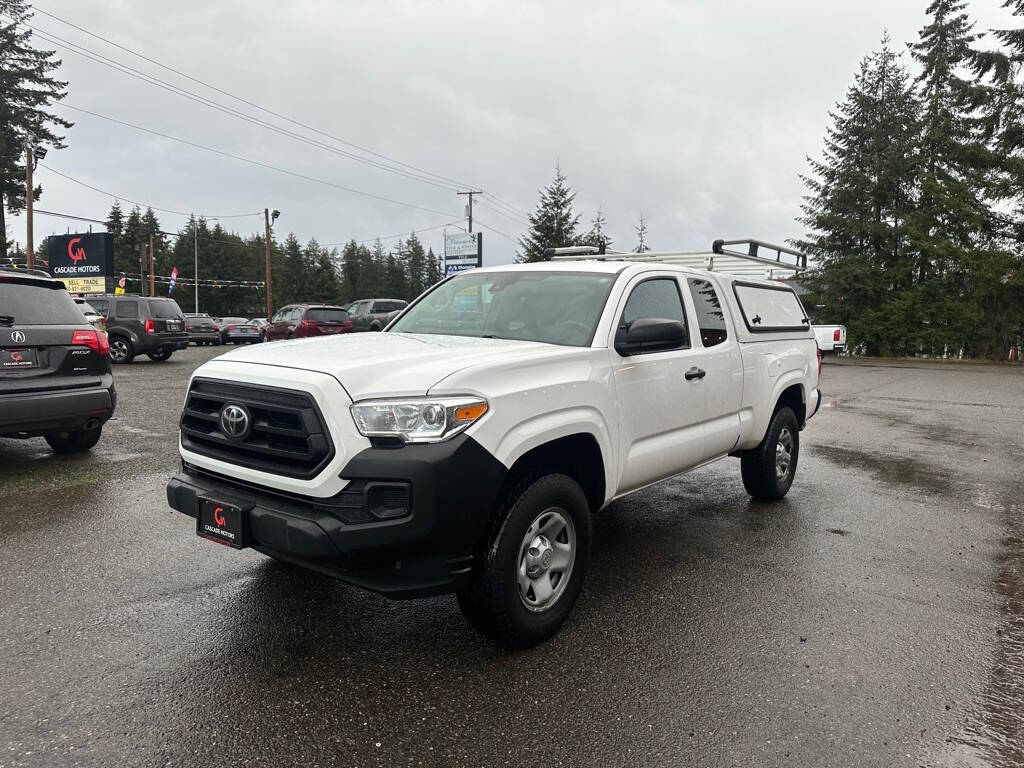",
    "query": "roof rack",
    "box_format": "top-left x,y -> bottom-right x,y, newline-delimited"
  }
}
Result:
0,264 -> 53,279
543,238 -> 808,276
